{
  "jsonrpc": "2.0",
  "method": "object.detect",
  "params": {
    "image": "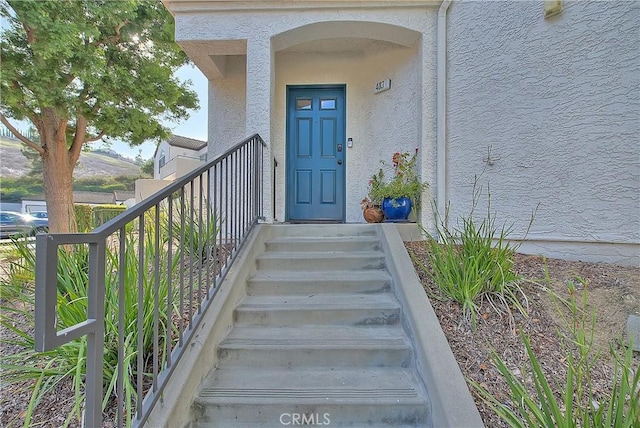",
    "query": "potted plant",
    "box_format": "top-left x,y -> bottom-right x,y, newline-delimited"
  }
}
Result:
370,149 -> 428,222
361,169 -> 384,223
